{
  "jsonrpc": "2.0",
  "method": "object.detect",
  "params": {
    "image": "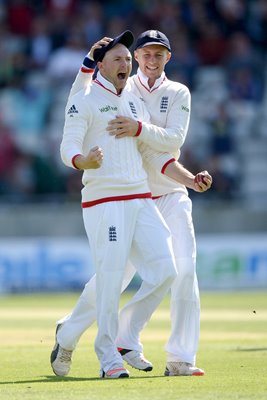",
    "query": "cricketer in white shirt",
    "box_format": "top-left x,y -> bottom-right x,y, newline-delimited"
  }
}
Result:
55,30 -> 210,378
60,33 -> 178,378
